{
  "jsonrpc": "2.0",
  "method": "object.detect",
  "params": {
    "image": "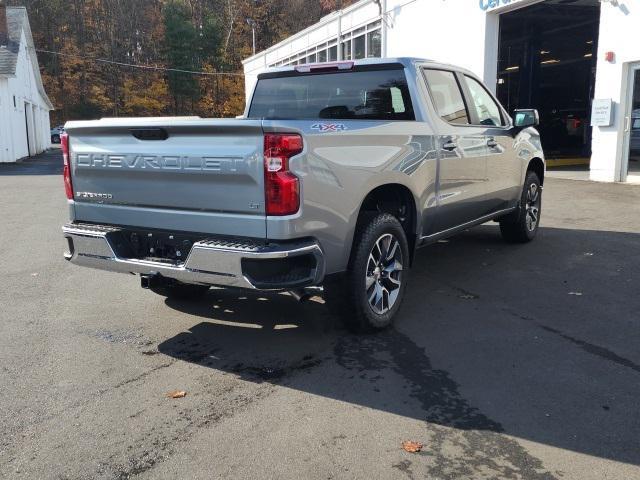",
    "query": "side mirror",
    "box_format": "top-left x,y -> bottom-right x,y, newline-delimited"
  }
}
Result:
513,109 -> 539,128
